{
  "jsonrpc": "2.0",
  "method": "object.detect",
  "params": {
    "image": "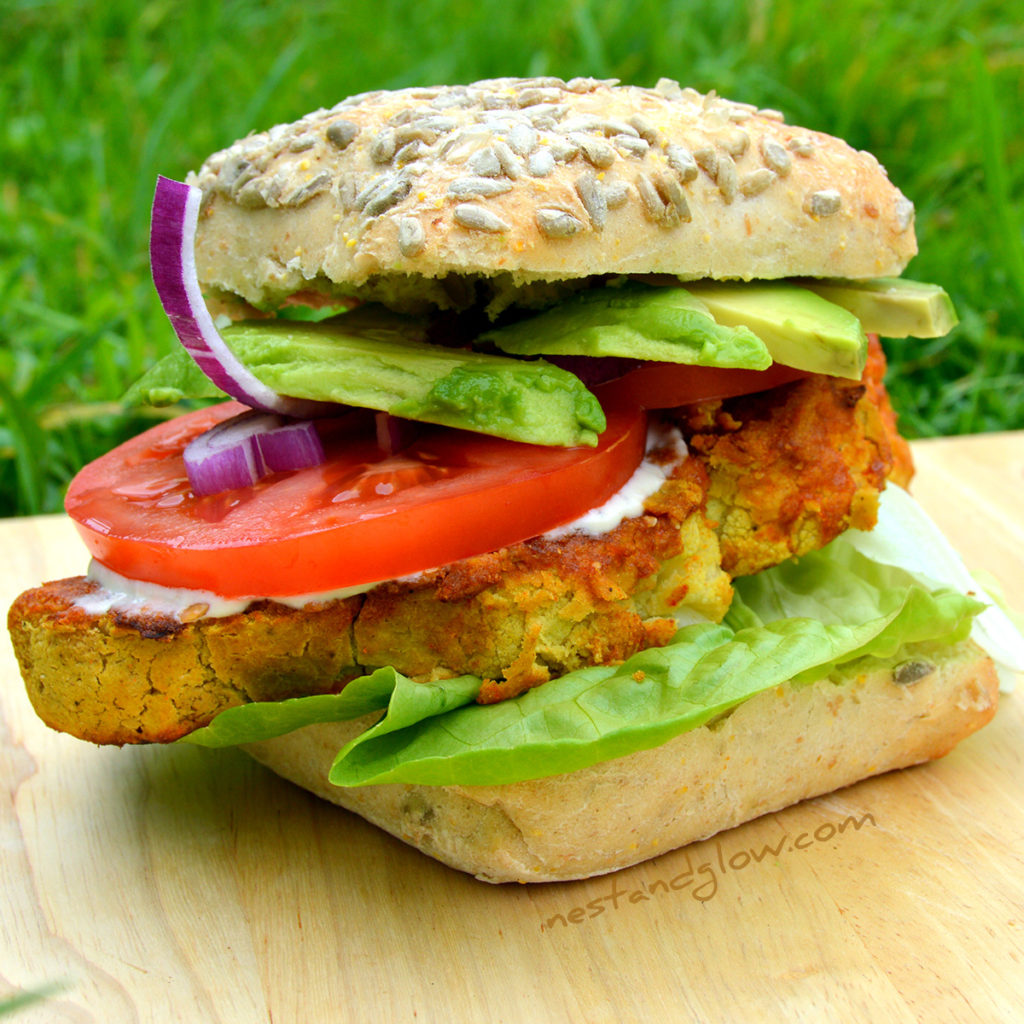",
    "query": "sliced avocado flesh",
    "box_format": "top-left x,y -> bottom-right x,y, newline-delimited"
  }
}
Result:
798,278 -> 959,338
124,308 -> 605,447
683,281 -> 868,380
482,283 -> 772,370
